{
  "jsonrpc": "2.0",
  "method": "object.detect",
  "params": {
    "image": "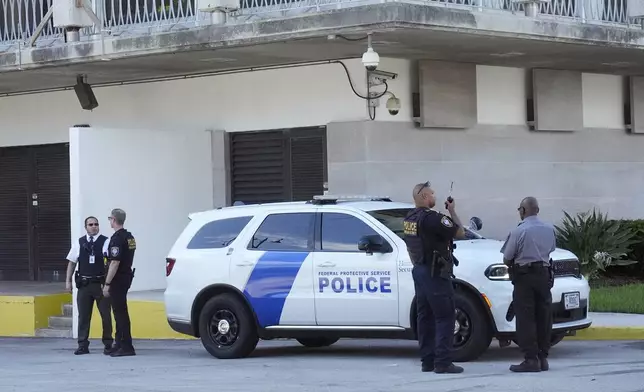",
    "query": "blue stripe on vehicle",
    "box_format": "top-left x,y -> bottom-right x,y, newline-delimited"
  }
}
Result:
243,251 -> 310,328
